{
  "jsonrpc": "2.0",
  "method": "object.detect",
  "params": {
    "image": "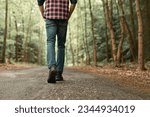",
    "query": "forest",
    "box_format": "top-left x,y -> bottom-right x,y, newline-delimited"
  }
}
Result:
0,0 -> 150,71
